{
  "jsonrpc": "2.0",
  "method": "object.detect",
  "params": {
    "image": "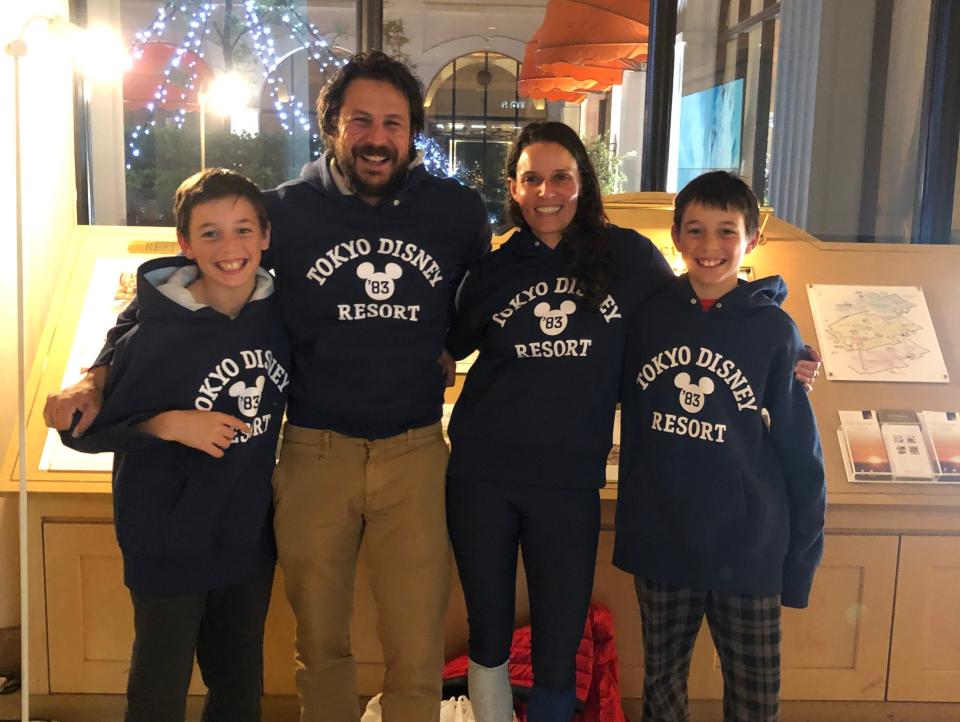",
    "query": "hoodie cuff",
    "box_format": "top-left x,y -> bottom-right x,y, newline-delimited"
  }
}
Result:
781,573 -> 812,609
